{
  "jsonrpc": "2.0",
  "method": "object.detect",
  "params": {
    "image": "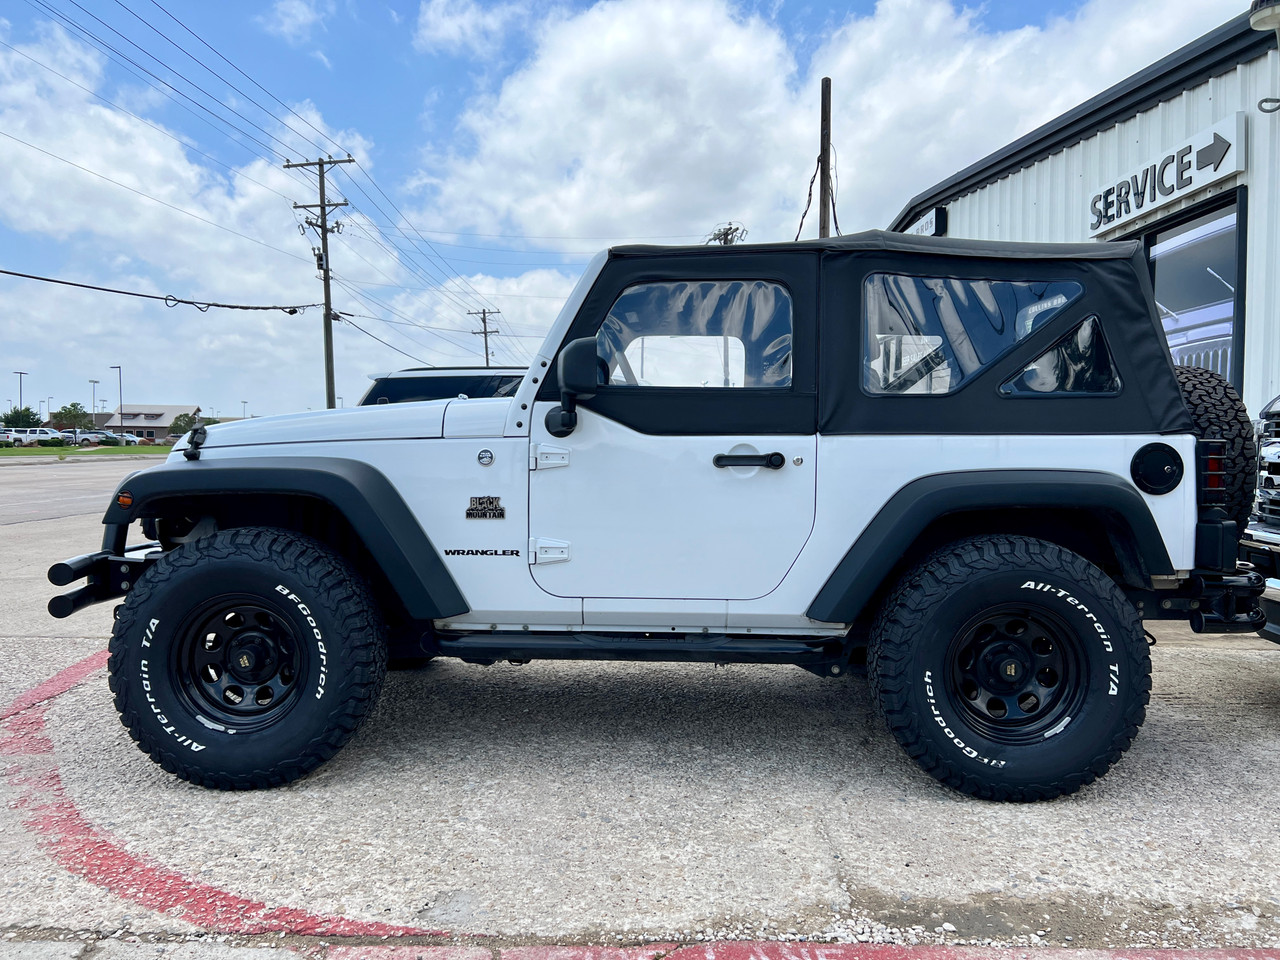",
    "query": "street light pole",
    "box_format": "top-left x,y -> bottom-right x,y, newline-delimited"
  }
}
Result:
110,365 -> 122,437
241,400 -> 247,419
13,372 -> 27,413
89,380 -> 99,428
